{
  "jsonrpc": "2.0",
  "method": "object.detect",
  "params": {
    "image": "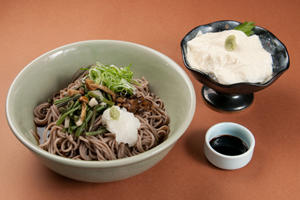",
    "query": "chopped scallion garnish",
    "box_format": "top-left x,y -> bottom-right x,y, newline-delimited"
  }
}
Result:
87,62 -> 139,95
